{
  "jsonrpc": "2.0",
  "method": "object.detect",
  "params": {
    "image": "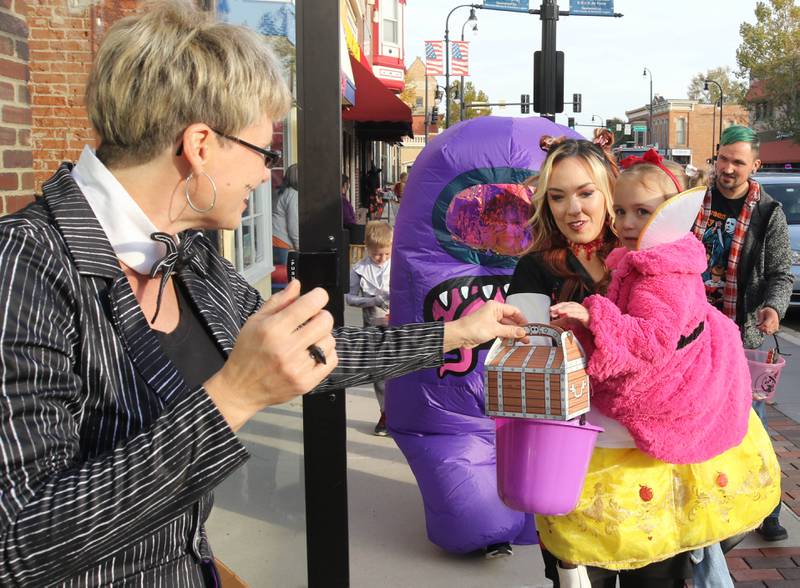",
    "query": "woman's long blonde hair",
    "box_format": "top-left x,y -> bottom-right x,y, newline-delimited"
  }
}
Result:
522,138 -> 619,300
